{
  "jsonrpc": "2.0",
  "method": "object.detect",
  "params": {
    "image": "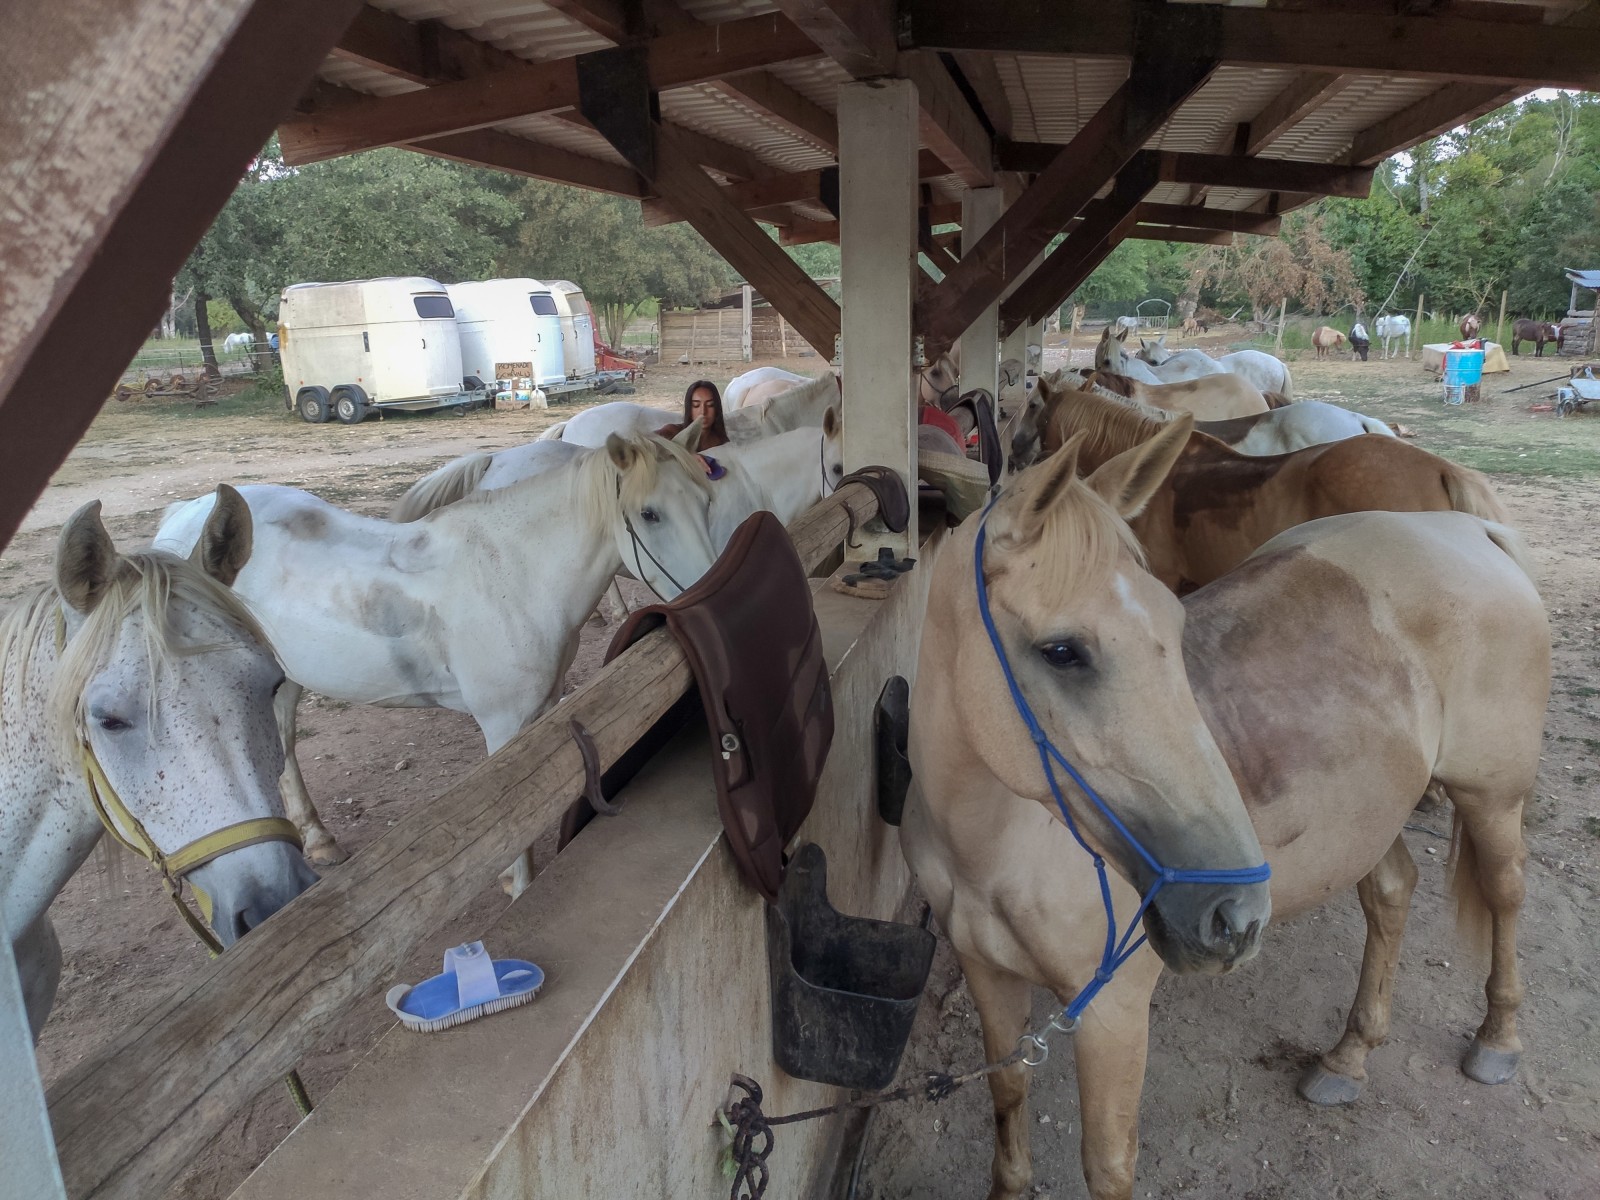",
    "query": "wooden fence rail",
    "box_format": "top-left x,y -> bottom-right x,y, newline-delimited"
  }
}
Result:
45,481 -> 883,1200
